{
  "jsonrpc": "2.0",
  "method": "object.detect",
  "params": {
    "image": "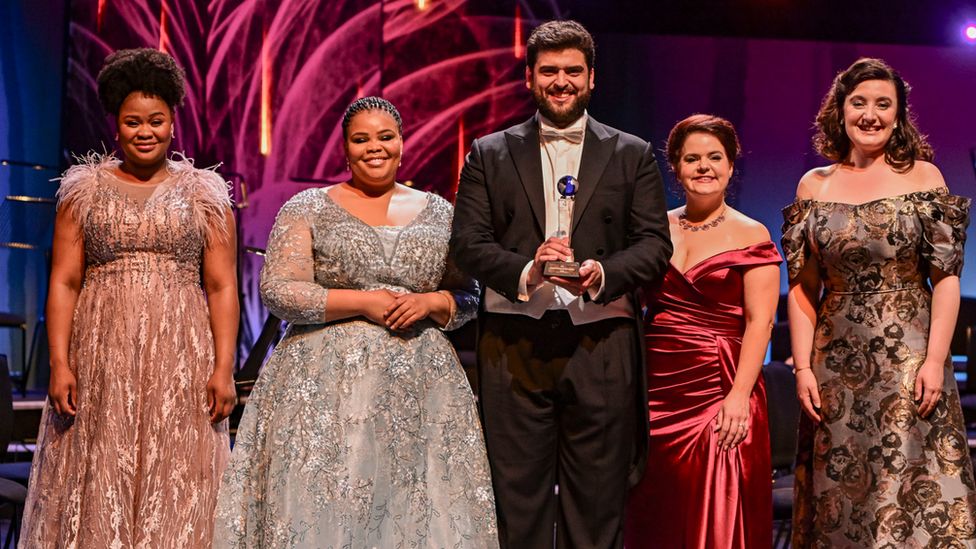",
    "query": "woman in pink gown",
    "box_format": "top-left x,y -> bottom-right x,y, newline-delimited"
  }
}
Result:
625,115 -> 779,548
19,49 -> 237,548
